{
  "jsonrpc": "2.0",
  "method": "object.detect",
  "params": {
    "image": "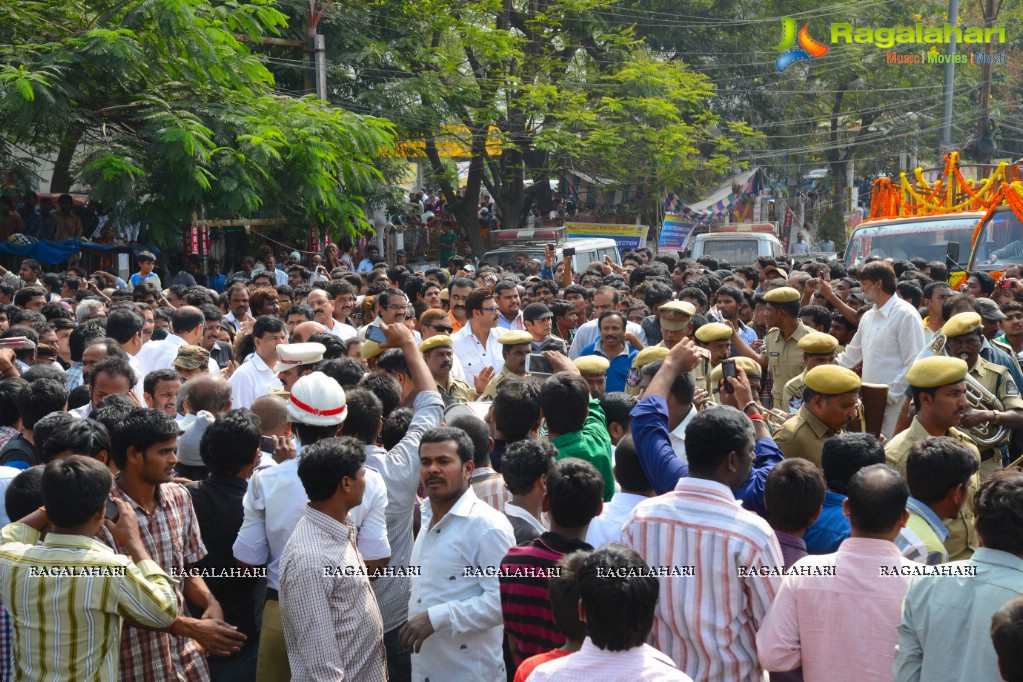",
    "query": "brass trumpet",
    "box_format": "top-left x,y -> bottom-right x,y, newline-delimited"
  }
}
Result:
962,372 -> 1007,448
